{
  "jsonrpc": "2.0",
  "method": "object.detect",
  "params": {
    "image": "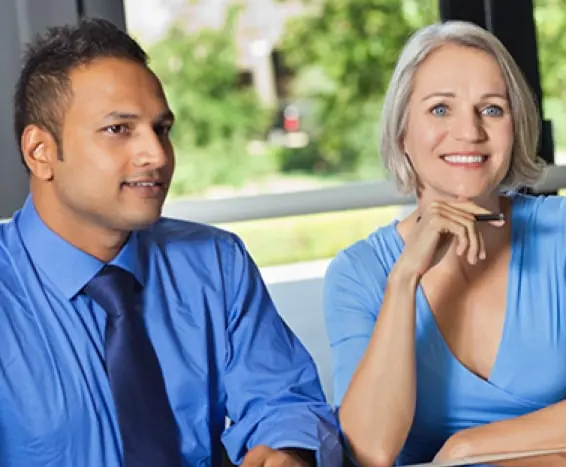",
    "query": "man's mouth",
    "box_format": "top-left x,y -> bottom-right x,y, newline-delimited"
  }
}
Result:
123,181 -> 163,188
